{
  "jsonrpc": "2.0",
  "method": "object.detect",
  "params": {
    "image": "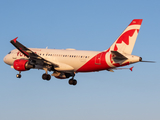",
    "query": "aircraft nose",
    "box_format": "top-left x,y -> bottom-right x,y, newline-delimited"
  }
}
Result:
3,54 -> 12,65
3,56 -> 7,64
3,56 -> 6,63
